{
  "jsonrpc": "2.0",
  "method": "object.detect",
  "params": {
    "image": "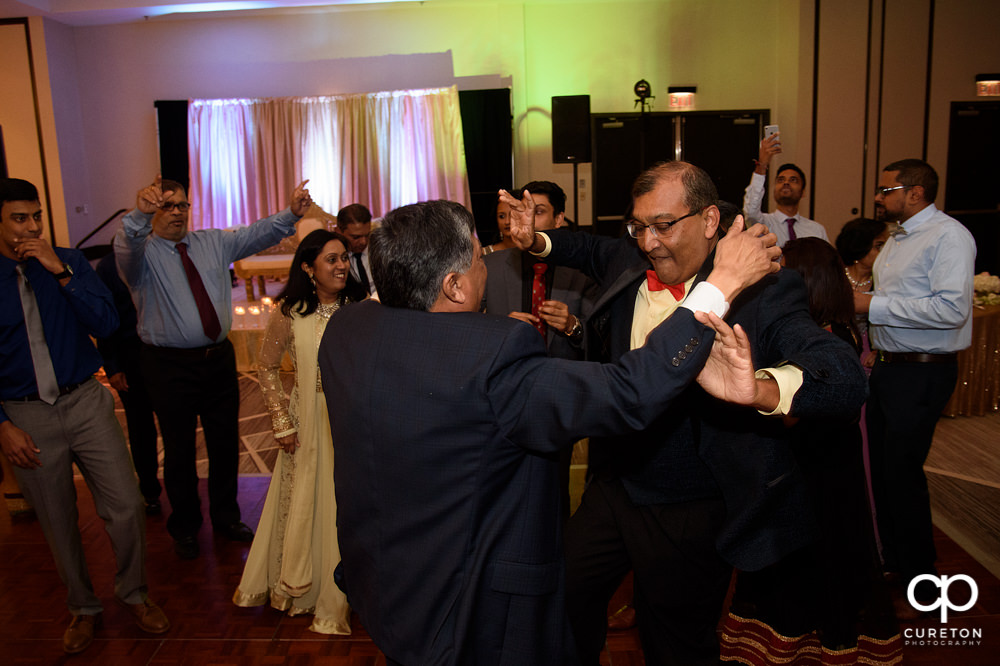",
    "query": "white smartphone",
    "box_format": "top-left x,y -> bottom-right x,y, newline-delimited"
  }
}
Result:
764,124 -> 779,139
